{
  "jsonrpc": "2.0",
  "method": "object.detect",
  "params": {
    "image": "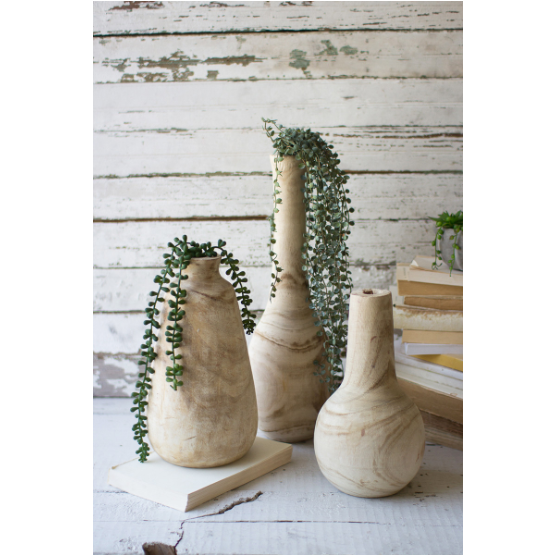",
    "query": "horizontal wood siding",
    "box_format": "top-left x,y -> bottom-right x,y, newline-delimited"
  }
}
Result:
95,219 -> 438,268
93,1 -> 463,395
94,173 -> 462,220
94,30 -> 463,83
94,79 -> 462,132
93,2 -> 463,35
